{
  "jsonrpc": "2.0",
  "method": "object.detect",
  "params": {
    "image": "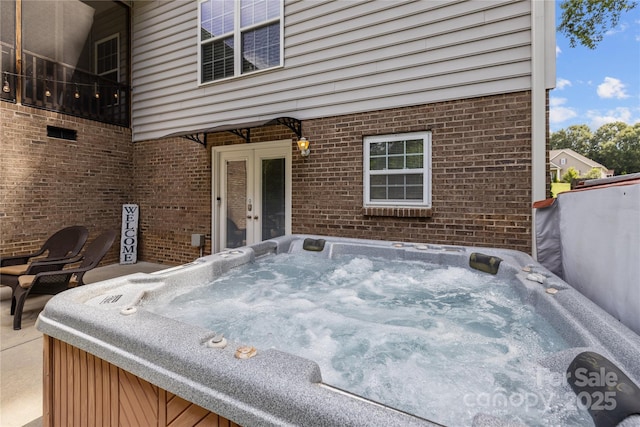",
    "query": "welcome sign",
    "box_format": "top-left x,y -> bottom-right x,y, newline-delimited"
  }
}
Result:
120,204 -> 139,264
